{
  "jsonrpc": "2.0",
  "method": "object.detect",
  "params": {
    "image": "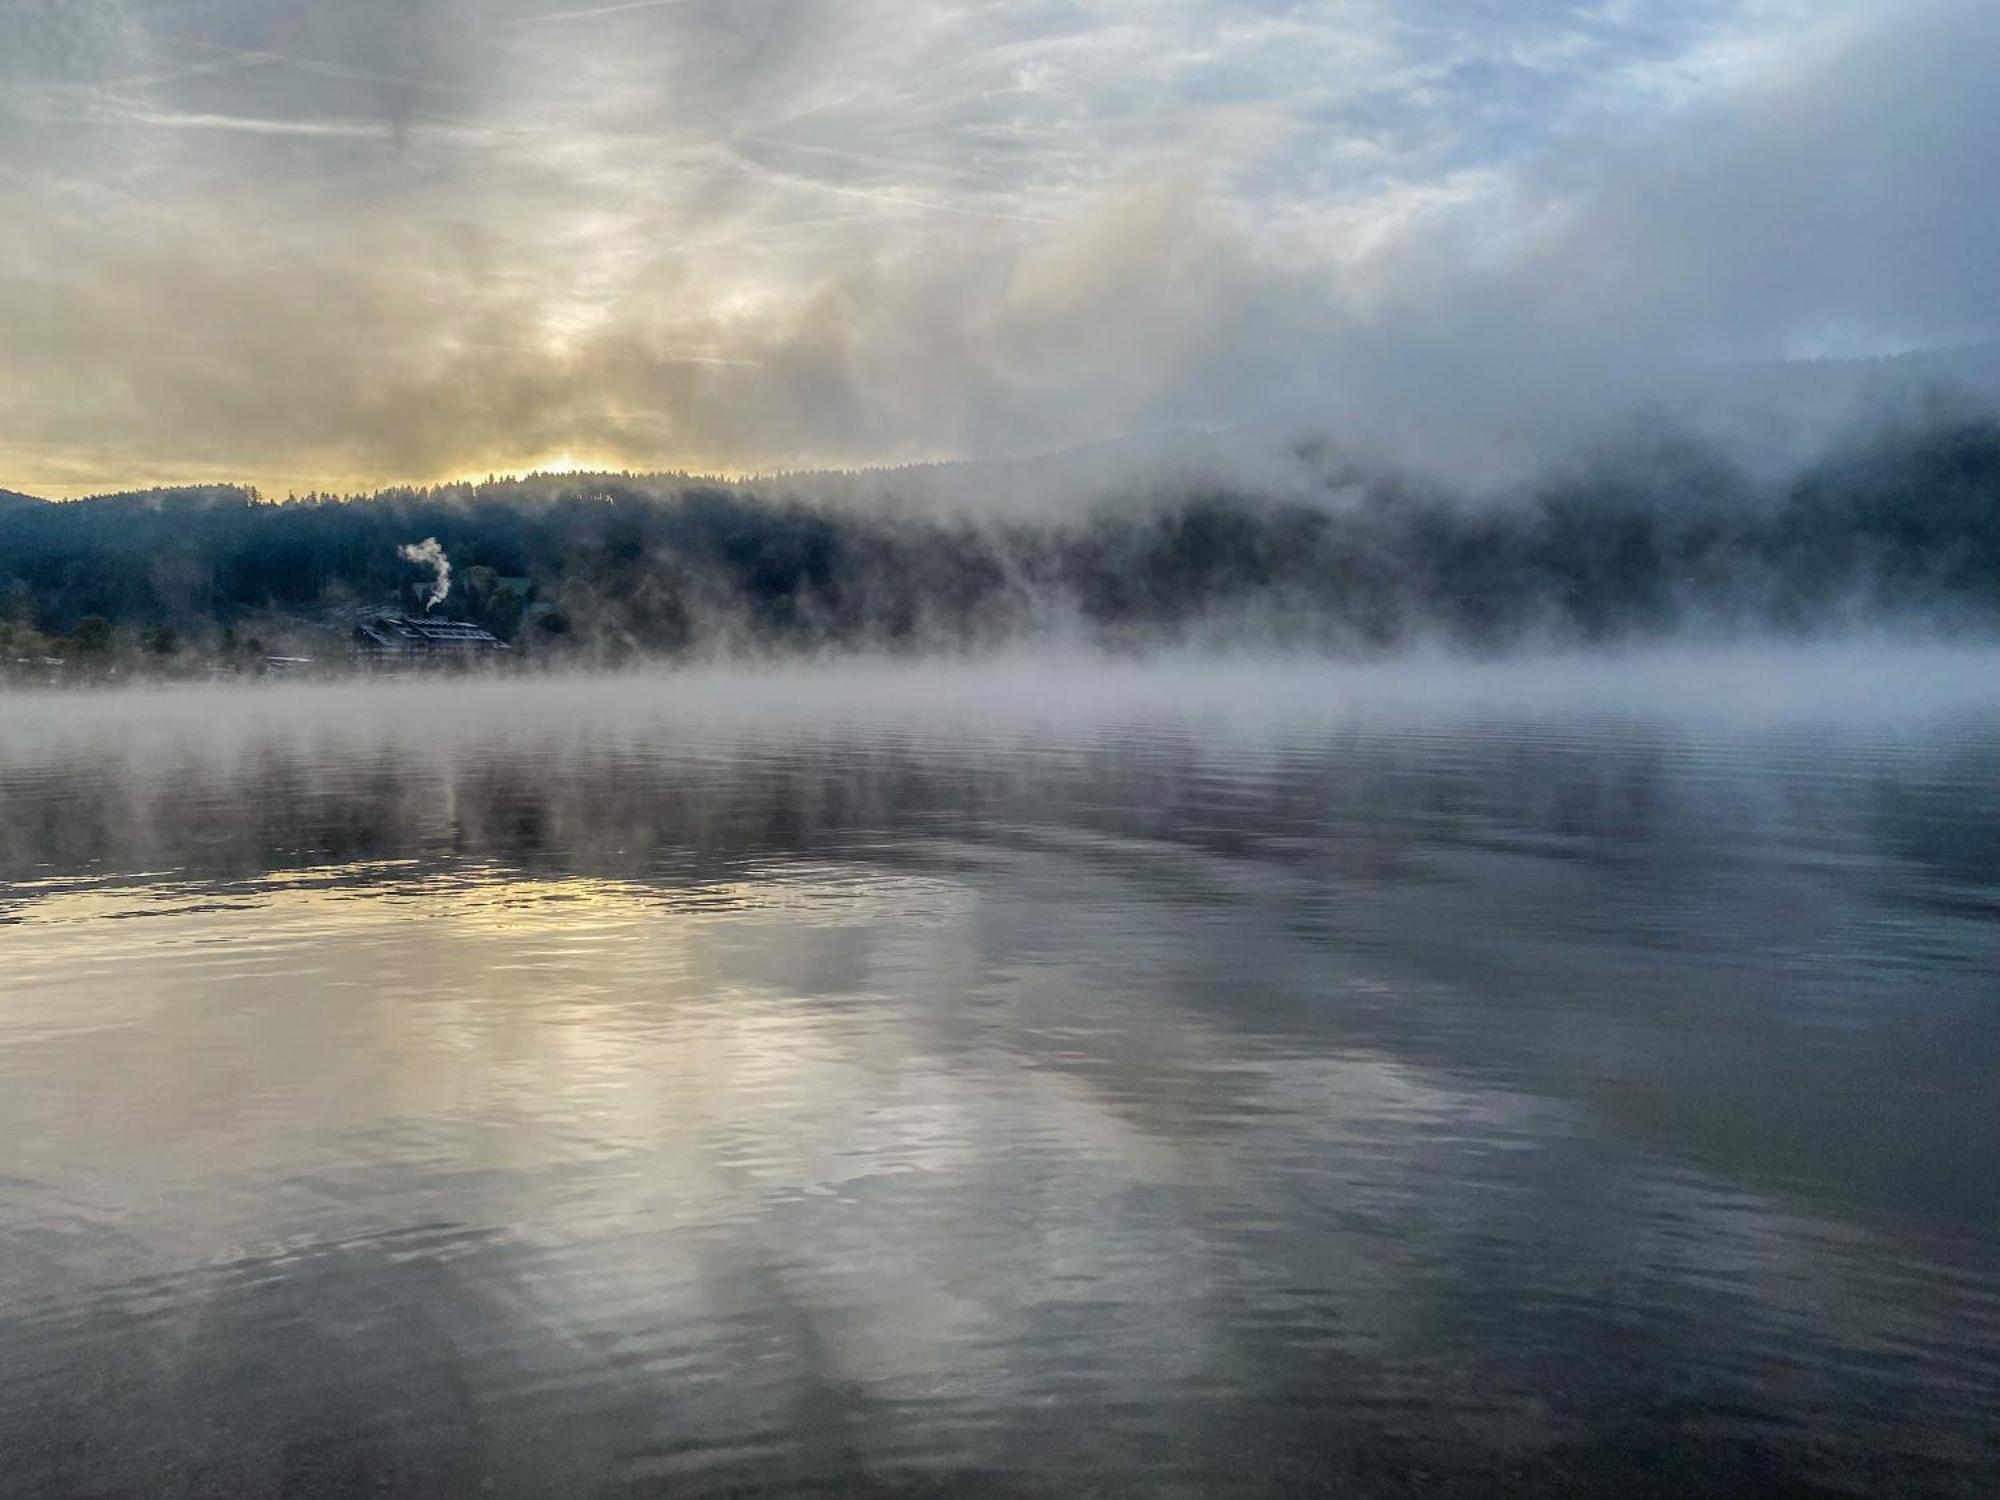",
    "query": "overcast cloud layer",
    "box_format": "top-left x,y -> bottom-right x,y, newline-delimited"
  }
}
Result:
0,0 -> 1993,497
